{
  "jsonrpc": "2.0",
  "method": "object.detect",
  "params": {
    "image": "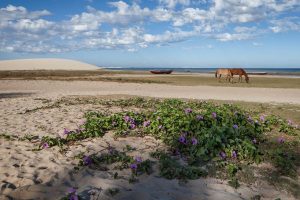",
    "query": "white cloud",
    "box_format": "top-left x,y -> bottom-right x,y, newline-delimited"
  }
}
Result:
215,32 -> 254,41
152,8 -> 173,21
143,29 -> 197,43
0,5 -> 50,21
0,1 -> 300,53
159,0 -> 191,9
173,8 -> 208,26
270,17 -> 300,33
